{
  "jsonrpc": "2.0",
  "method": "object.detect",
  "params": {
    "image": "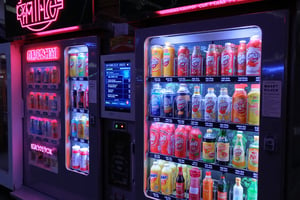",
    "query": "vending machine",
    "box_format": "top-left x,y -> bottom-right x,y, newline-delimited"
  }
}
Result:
0,42 -> 23,191
17,36 -> 101,200
135,10 -> 289,200
100,53 -> 137,200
